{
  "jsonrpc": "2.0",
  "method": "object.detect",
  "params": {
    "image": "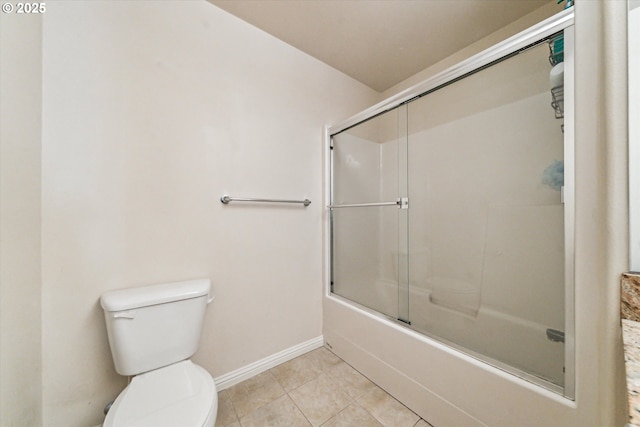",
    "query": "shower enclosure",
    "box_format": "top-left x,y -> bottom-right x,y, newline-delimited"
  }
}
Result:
328,12 -> 574,400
